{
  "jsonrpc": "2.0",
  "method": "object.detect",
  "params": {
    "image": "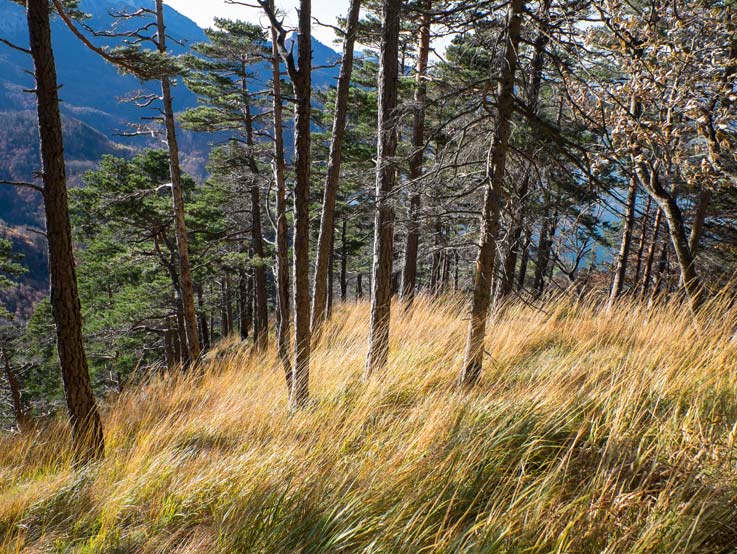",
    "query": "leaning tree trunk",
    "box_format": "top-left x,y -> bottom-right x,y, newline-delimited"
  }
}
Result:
311,0 -> 362,334
636,163 -> 703,313
364,0 -> 402,379
28,0 -> 104,462
156,0 -> 201,363
459,0 -> 524,387
607,175 -> 638,307
632,196 -> 652,286
268,10 -> 292,388
399,0 -> 432,307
